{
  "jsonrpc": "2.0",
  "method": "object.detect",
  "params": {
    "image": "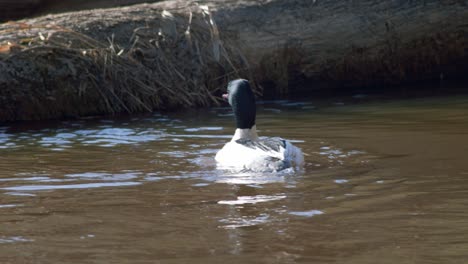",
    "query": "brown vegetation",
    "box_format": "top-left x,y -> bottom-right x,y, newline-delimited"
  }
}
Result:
0,0 -> 466,122
0,5 -> 249,121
